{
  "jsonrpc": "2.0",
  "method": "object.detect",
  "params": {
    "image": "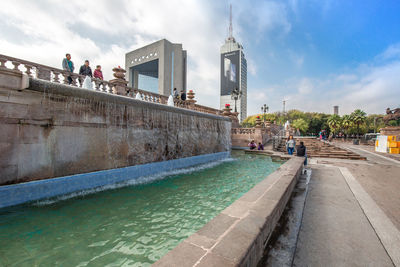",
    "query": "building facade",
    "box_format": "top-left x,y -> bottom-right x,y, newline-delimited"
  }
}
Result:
125,39 -> 187,96
334,105 -> 339,115
220,34 -> 247,122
